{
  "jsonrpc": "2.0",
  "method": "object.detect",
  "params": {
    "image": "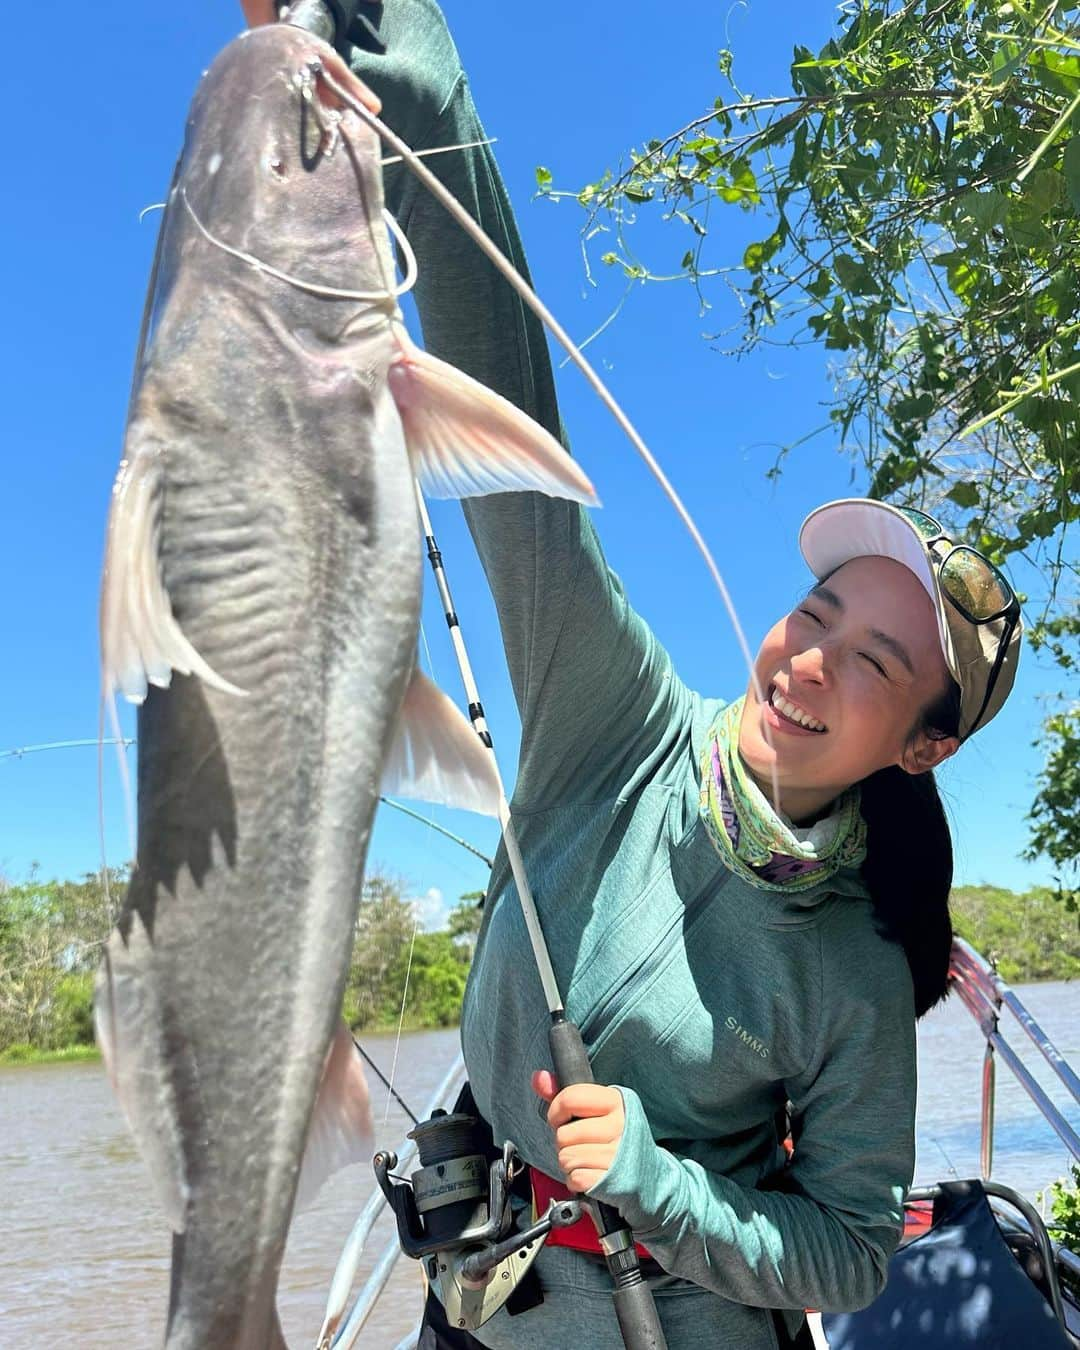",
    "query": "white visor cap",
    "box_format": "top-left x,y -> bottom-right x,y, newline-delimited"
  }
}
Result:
798,498 -> 961,688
